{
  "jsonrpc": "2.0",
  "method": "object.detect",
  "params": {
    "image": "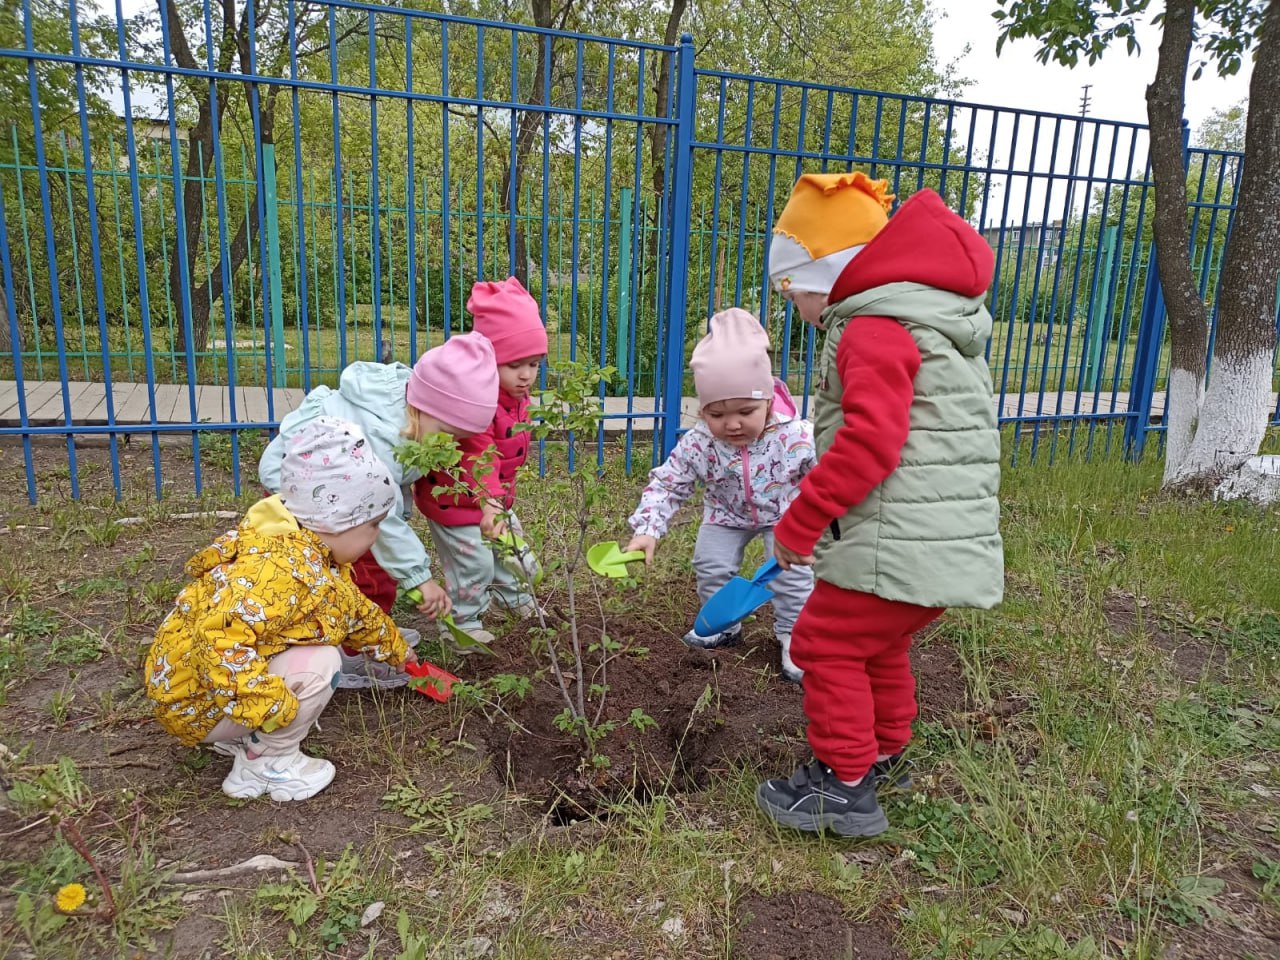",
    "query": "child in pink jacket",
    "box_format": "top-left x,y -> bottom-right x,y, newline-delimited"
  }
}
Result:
414,277 -> 547,647
626,309 -> 816,682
